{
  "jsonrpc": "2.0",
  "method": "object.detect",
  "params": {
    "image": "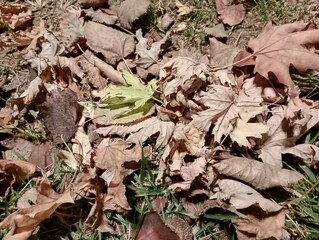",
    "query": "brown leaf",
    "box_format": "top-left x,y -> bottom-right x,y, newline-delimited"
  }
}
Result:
248,21 -> 319,89
136,212 -> 179,240
212,179 -> 282,212
96,117 -> 175,148
0,4 -> 32,29
41,88 -> 78,145
78,0 -> 107,8
214,157 -> 303,190
165,215 -> 193,240
114,0 -> 151,29
28,142 -> 52,170
215,1 -> 245,26
0,181 -> 74,240
84,21 -> 135,65
0,159 -> 37,196
233,210 -> 286,240
3,138 -> 34,161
